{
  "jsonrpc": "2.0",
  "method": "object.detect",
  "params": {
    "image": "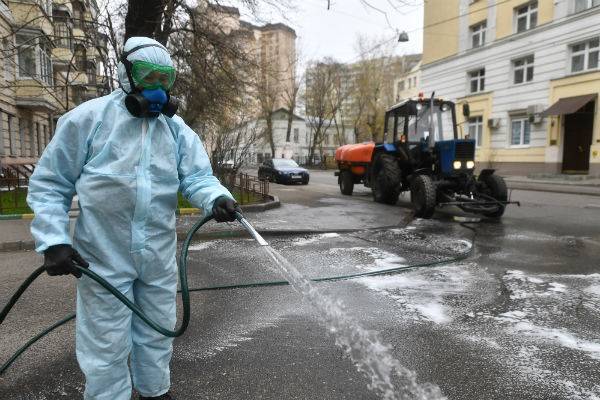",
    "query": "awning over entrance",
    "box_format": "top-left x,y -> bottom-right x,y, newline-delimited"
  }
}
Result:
540,94 -> 597,116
